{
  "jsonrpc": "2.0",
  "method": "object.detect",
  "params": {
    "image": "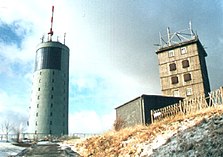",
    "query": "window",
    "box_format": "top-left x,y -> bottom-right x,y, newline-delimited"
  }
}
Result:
35,47 -> 62,71
51,95 -> 53,99
35,121 -> 37,126
50,121 -> 52,125
52,87 -> 54,91
40,72 -> 42,75
186,88 -> 192,96
173,90 -> 180,97
52,79 -> 54,83
181,47 -> 187,54
51,103 -> 53,108
37,104 -> 39,108
168,50 -> 174,57
171,76 -> 178,84
38,88 -> 40,91
182,60 -> 189,68
50,112 -> 53,116
37,95 -> 40,100
52,71 -> 55,75
36,113 -> 38,117
169,63 -> 176,71
39,79 -> 41,83
184,73 -> 192,82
